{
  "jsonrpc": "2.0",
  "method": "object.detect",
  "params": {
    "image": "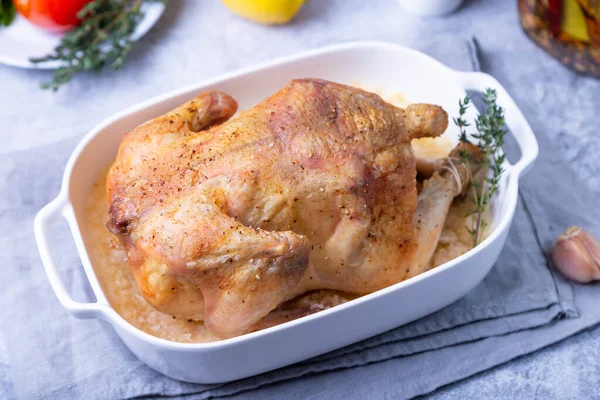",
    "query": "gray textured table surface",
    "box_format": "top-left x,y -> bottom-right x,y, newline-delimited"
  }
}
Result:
2,0 -> 599,398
